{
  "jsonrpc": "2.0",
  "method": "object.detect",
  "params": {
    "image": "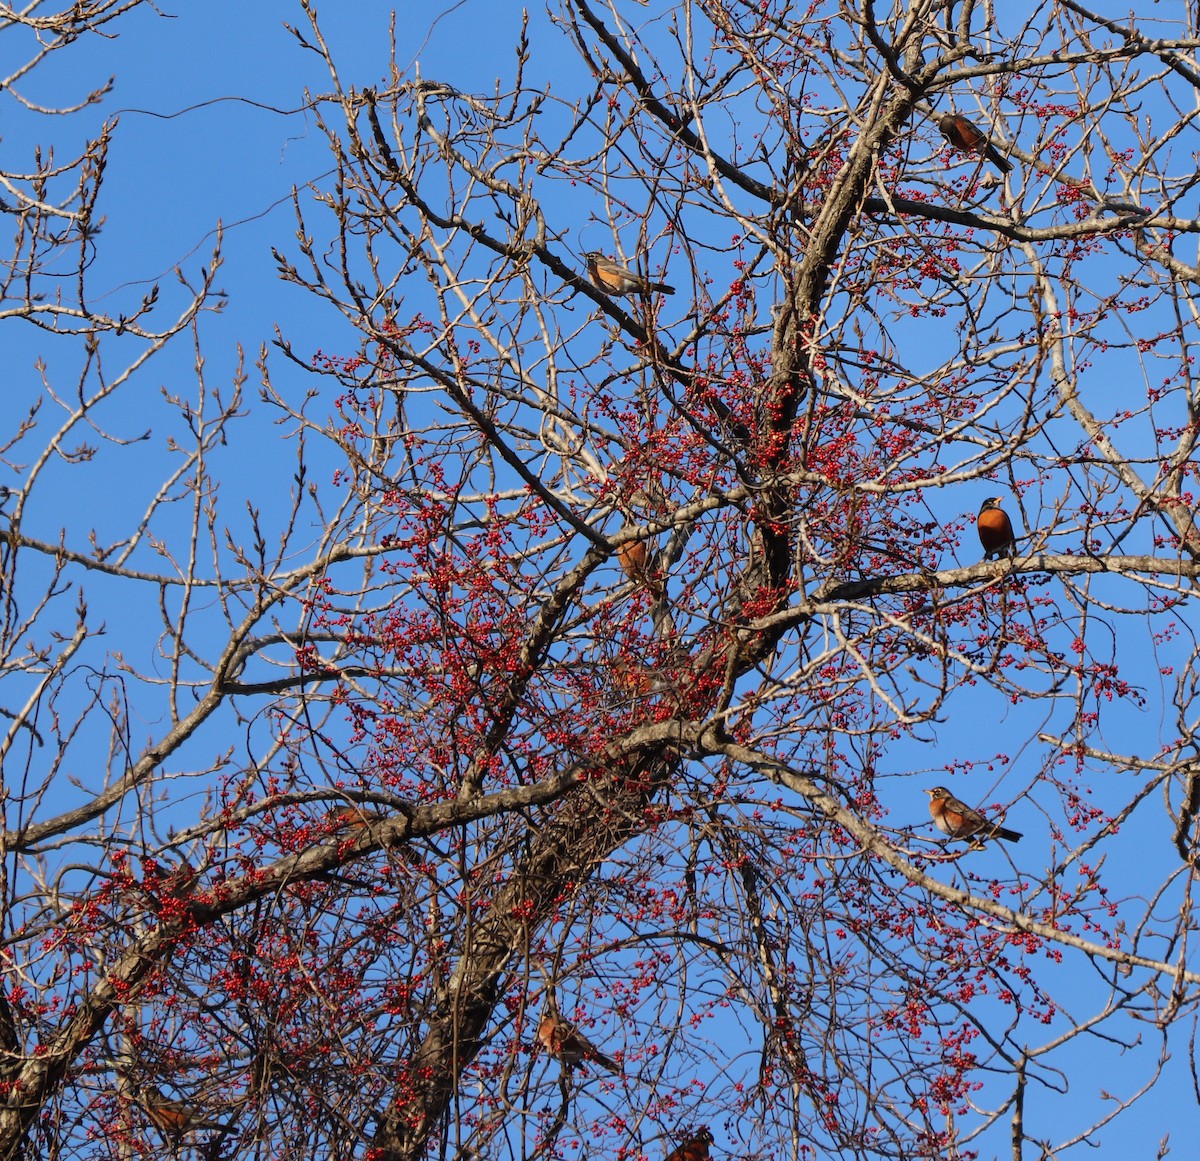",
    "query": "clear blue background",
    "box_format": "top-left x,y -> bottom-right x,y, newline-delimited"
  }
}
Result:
1,3 -> 1193,1158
